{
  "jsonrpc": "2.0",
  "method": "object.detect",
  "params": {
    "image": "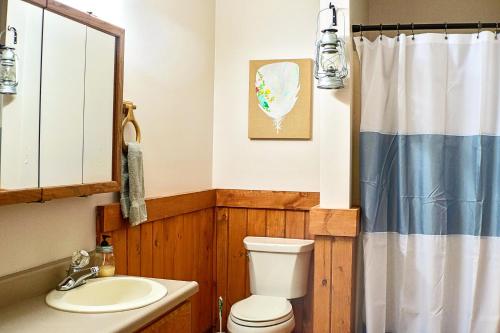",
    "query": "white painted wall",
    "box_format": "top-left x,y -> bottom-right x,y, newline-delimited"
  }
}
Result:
0,0 -> 215,277
319,0 -> 352,208
212,0 -> 320,192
